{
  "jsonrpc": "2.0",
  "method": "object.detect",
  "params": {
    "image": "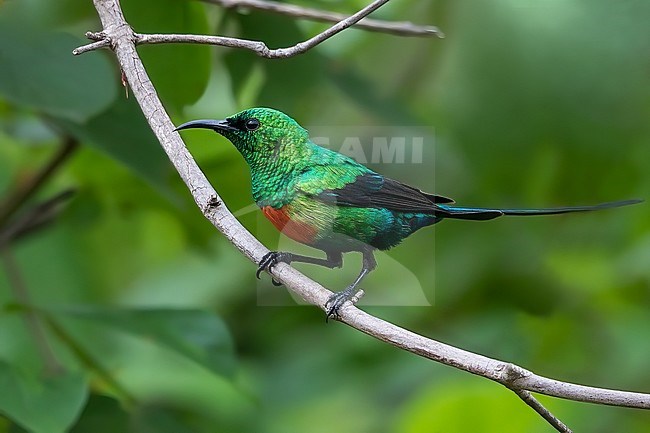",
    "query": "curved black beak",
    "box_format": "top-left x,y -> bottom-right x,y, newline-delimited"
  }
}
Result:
174,119 -> 237,134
